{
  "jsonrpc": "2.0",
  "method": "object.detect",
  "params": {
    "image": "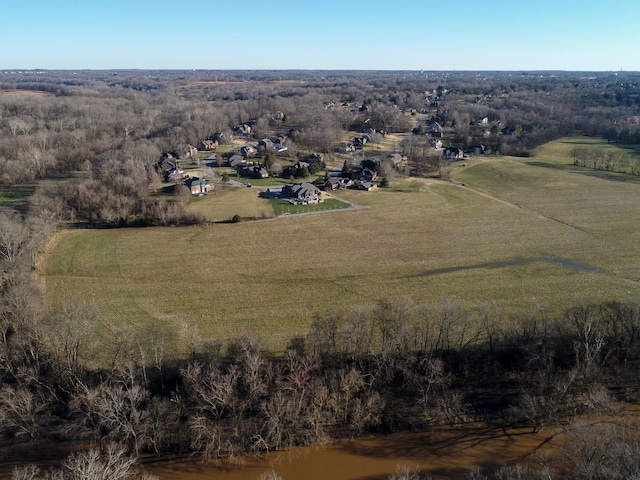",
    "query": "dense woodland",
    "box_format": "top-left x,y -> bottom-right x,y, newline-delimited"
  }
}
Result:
2,70 -> 640,479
